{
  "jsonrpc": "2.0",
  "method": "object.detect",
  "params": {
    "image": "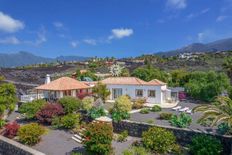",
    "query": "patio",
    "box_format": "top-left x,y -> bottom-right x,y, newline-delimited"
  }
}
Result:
129,100 -> 217,133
